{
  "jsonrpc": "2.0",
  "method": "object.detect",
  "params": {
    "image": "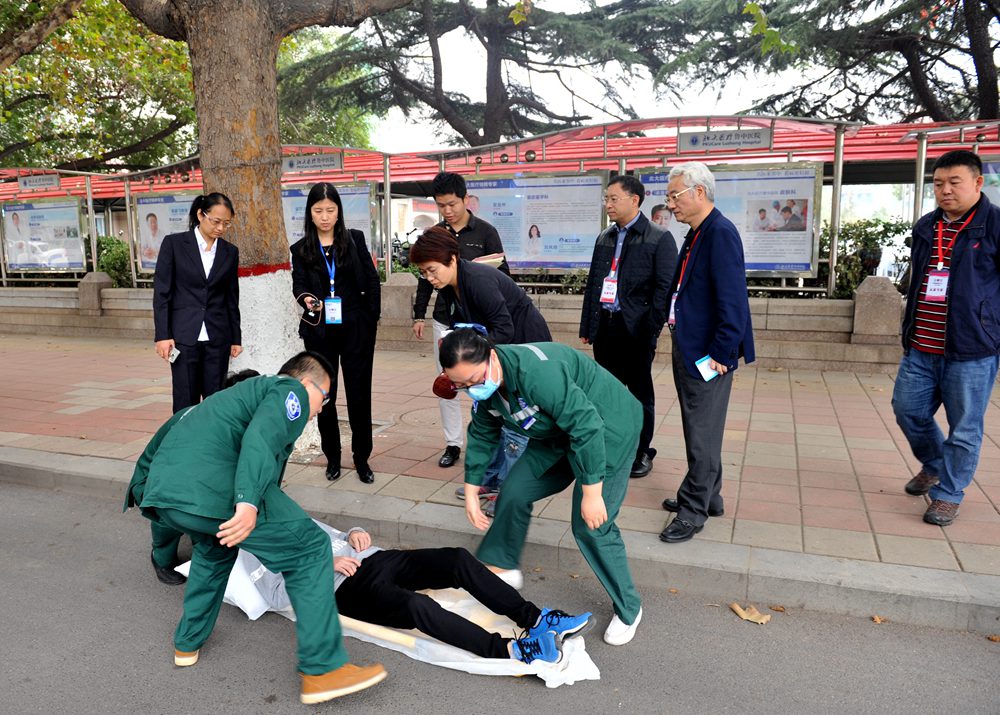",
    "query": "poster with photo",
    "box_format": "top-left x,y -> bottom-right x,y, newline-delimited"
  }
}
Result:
983,160 -> 1000,206
135,193 -> 197,271
2,199 -> 86,271
638,163 -> 821,275
465,173 -> 607,270
282,183 -> 376,248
